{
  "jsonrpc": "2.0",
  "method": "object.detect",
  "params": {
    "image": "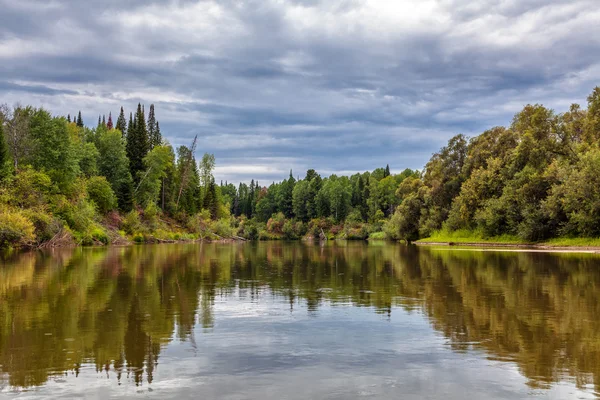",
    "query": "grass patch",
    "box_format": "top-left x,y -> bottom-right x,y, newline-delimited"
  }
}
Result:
418,229 -> 522,244
541,237 -> 600,247
368,231 -> 387,240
